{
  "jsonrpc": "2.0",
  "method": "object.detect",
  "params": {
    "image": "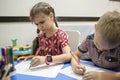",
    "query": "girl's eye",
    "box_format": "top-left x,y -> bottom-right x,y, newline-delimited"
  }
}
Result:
35,21 -> 45,26
39,21 -> 45,24
35,23 -> 38,26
